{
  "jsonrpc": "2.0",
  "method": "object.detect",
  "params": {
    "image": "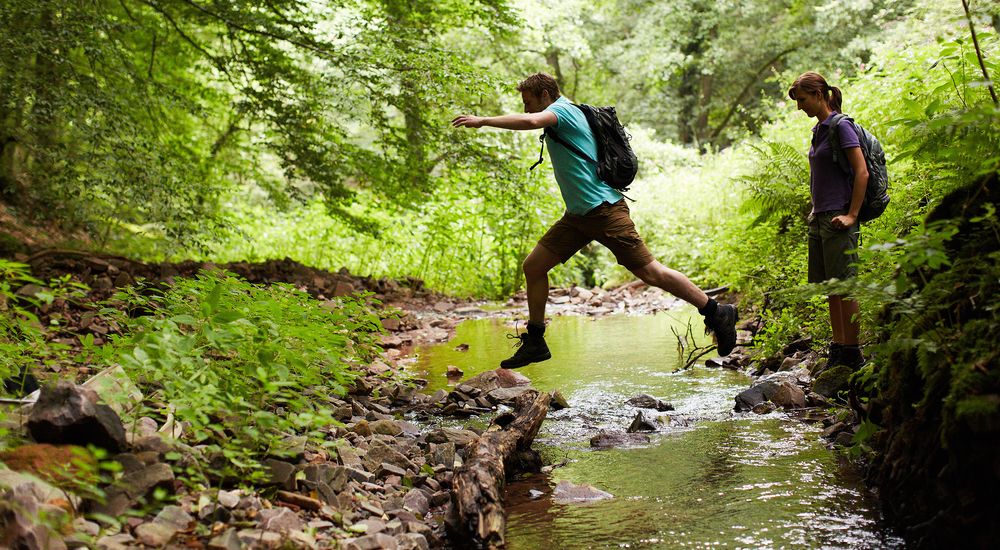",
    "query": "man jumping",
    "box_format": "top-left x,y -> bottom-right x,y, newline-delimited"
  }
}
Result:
452,72 -> 737,369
